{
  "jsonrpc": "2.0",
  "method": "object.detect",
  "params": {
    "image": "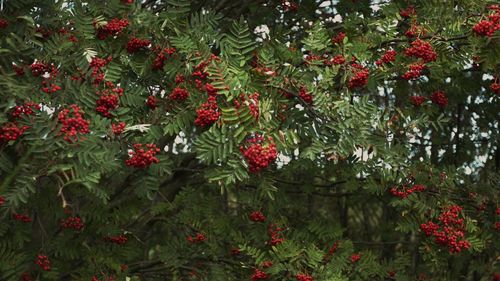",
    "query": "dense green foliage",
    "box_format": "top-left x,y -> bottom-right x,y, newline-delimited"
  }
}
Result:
0,0 -> 499,280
